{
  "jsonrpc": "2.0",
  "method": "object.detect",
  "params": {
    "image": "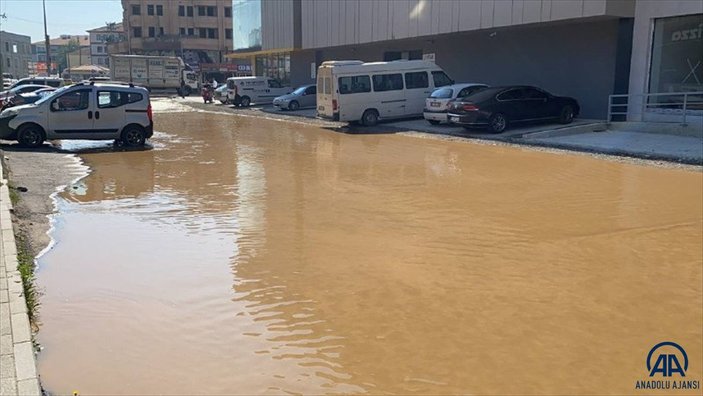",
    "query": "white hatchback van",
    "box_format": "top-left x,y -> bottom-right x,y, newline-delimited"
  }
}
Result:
0,82 -> 153,148
225,76 -> 291,107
